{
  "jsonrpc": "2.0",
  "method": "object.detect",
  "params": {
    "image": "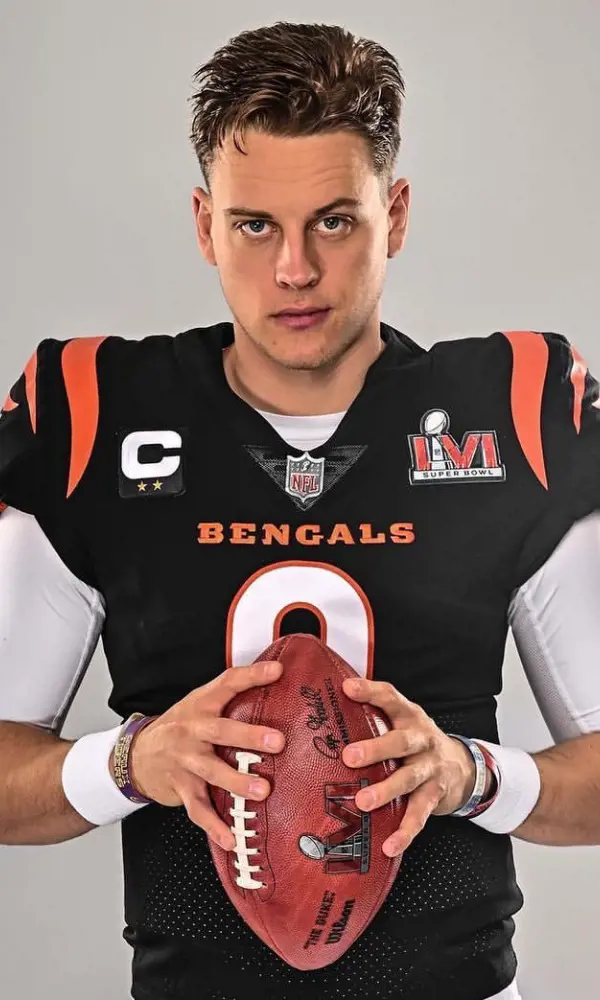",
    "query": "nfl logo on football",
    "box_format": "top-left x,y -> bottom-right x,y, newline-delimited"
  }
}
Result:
285,452 -> 325,504
408,409 -> 506,484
